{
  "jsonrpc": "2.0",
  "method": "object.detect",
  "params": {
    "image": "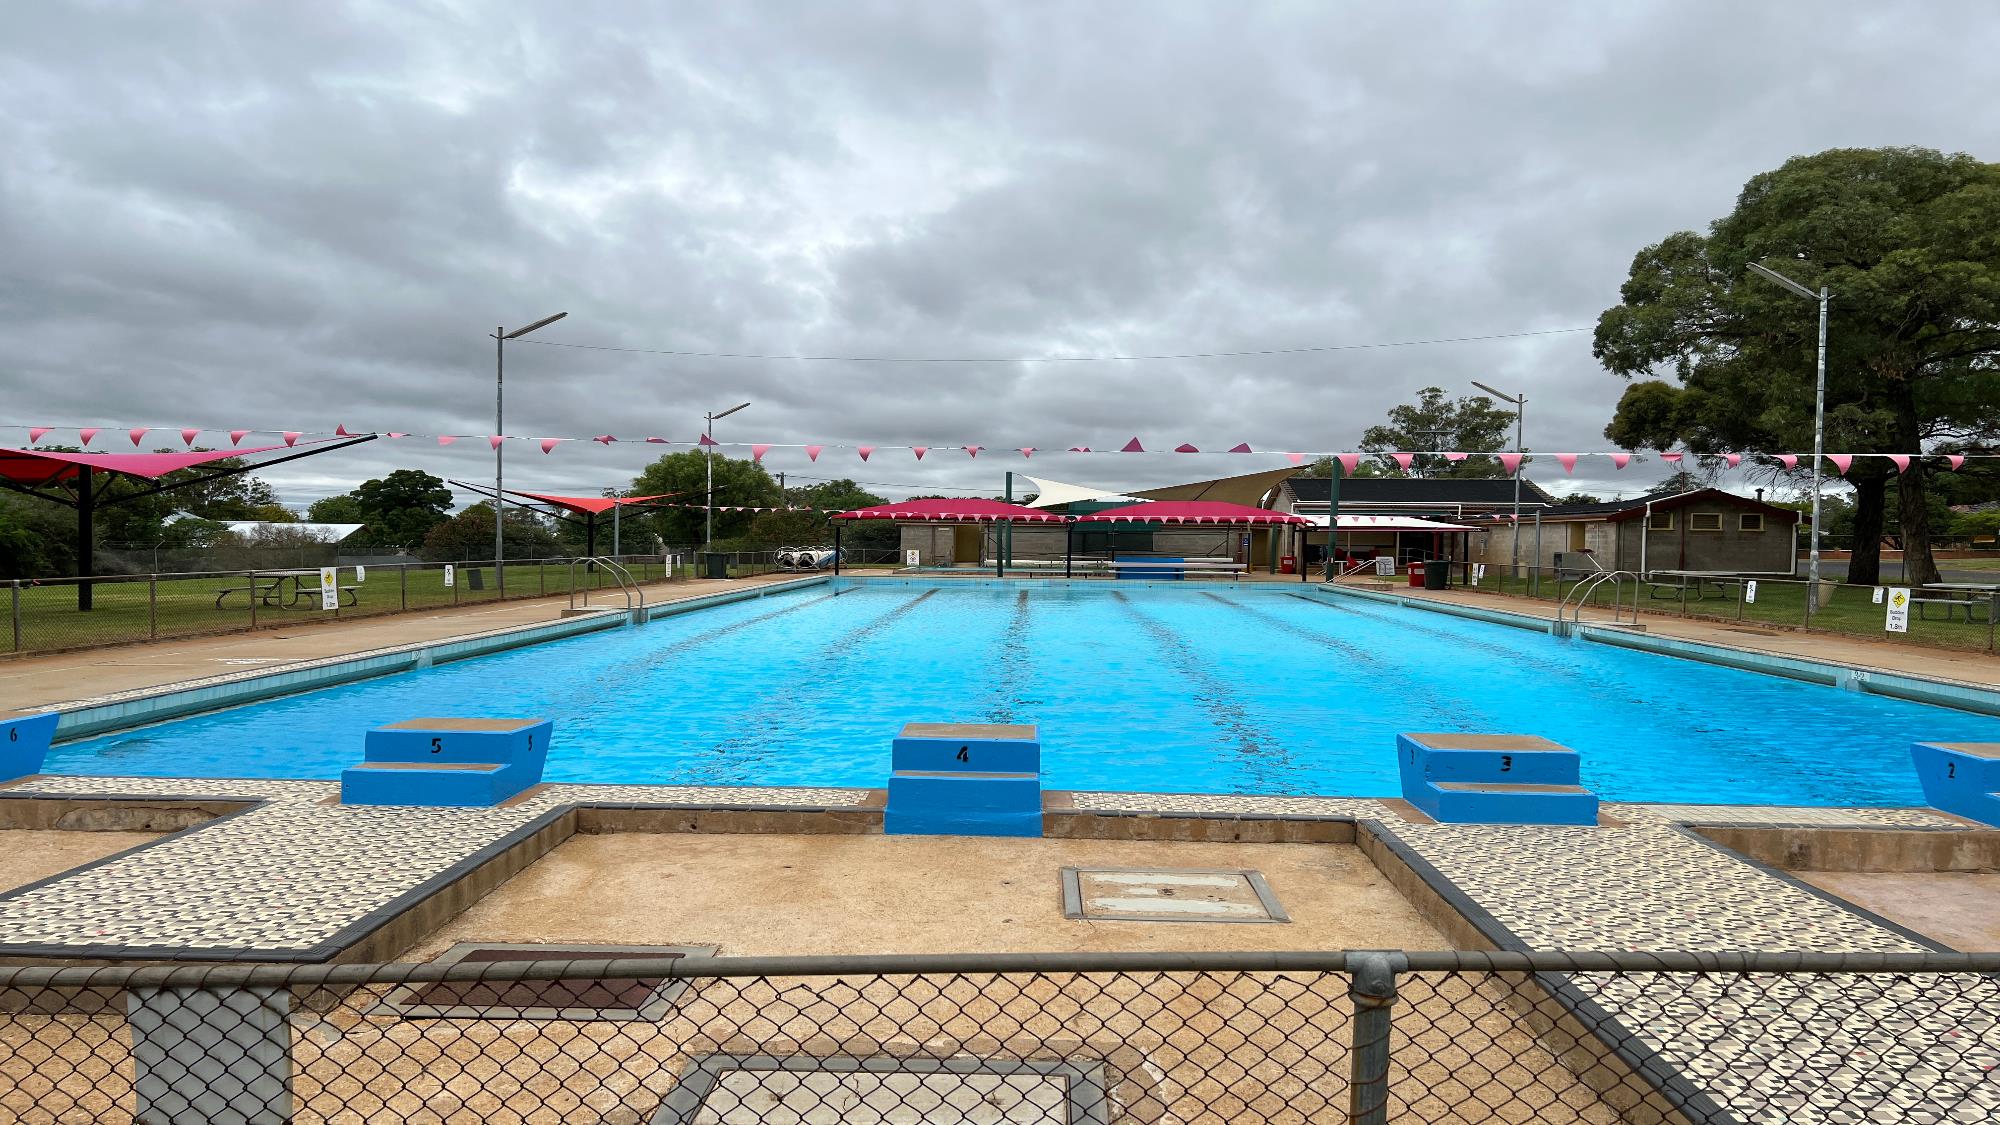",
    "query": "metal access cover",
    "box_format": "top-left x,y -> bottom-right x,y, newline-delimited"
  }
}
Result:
651,1055 -> 1111,1125
375,942 -> 717,1022
1060,867 -> 1289,924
